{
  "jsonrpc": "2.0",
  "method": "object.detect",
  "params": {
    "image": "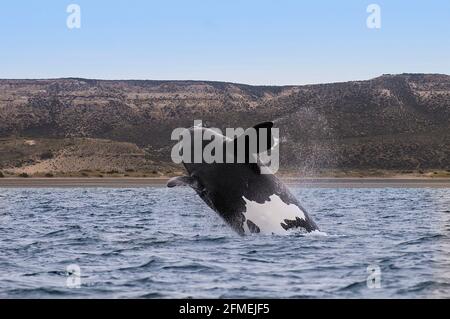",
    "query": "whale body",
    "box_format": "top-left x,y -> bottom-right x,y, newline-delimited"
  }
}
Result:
167,122 -> 319,235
